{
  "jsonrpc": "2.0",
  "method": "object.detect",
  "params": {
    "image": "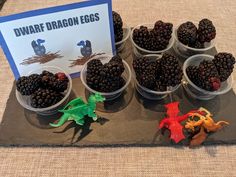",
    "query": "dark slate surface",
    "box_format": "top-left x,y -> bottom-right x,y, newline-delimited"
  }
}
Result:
0,41 -> 235,147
